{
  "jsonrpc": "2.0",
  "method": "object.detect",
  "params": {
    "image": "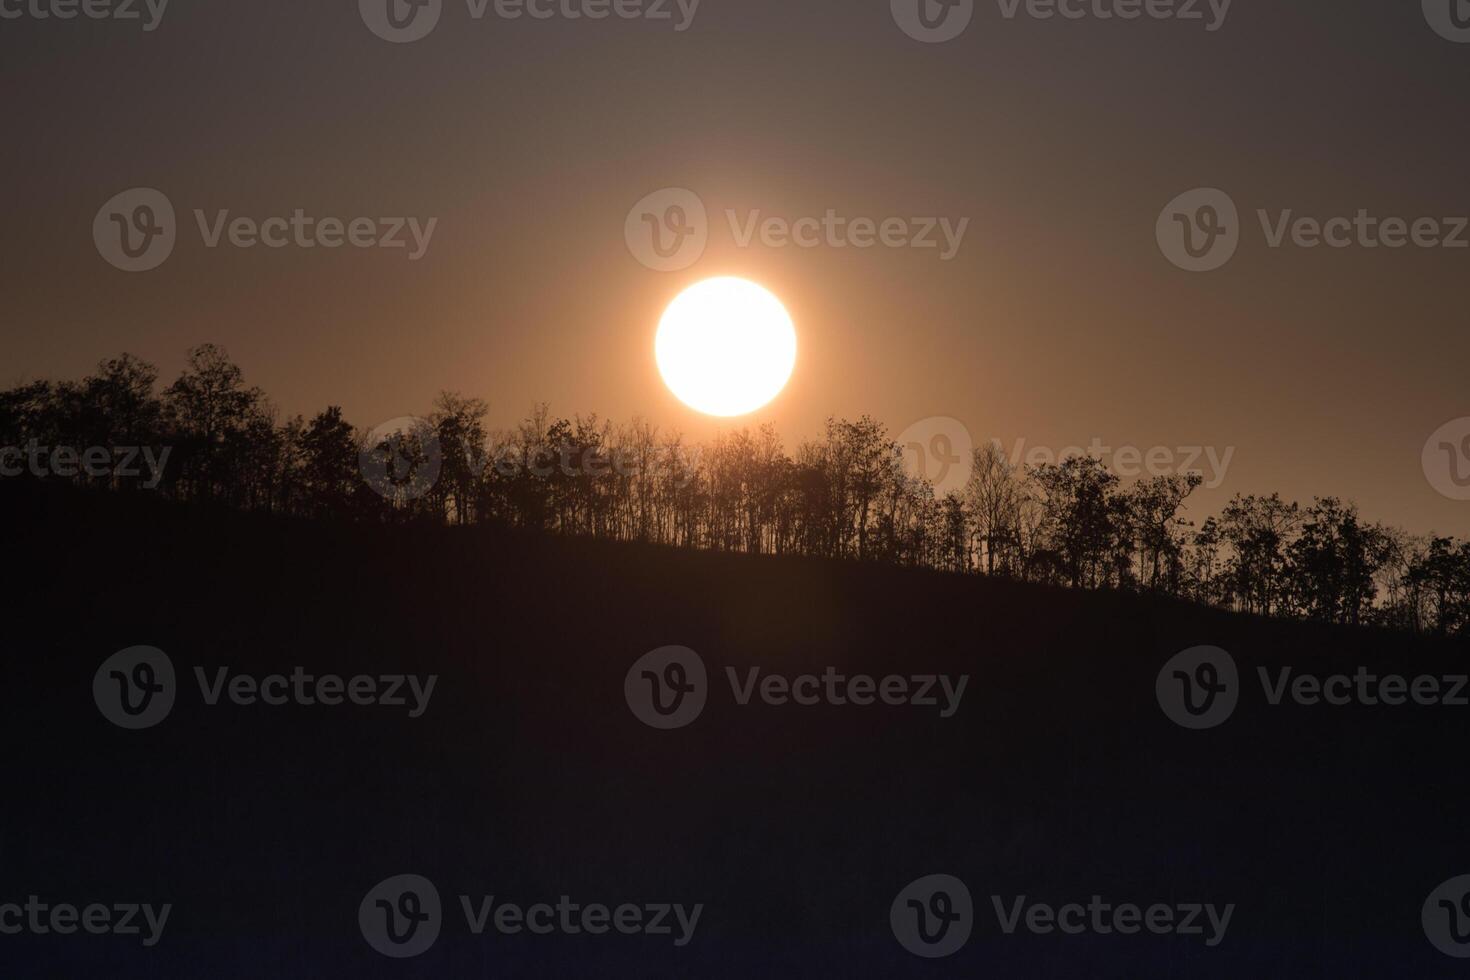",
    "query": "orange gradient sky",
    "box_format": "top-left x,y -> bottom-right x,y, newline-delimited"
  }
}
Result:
3,1 -> 1467,535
